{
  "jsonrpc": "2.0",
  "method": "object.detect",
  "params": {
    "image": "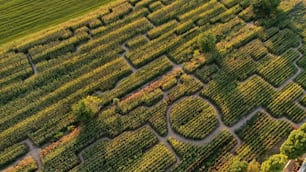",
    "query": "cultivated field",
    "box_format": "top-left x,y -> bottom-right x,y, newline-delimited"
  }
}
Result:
0,0 -> 114,45
0,0 -> 305,171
